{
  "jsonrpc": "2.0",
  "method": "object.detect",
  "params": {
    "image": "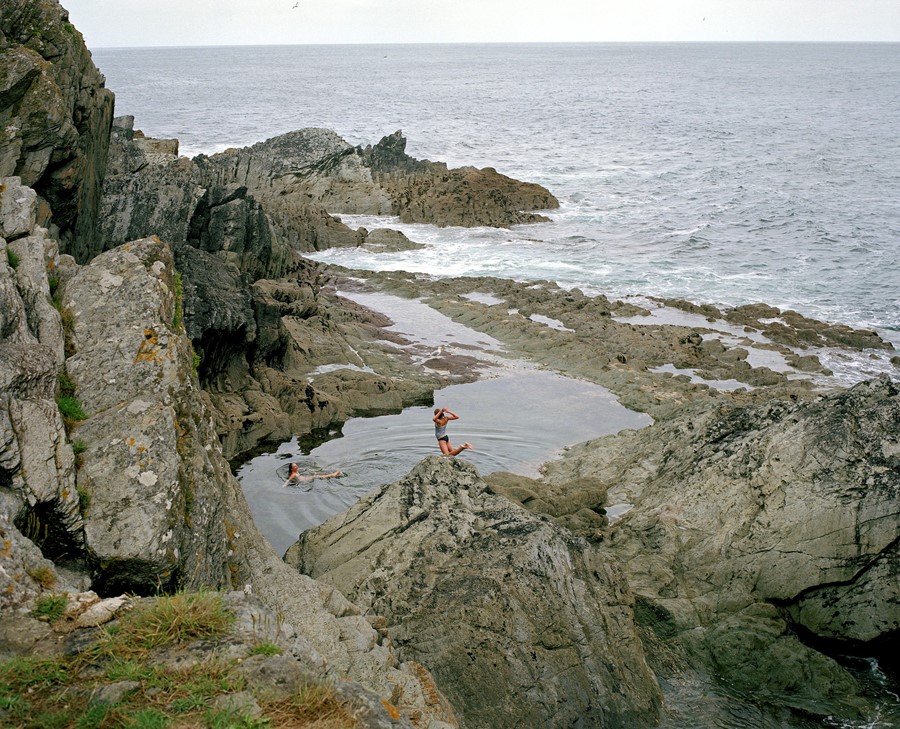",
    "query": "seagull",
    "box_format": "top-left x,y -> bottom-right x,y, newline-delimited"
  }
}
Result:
292,2 -> 299,7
